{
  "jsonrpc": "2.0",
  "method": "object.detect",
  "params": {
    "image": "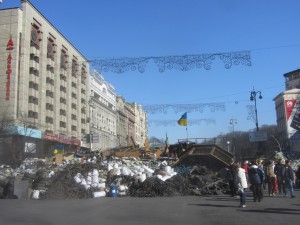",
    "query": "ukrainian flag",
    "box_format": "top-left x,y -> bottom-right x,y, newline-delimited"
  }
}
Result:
178,112 -> 187,126
54,145 -> 64,154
